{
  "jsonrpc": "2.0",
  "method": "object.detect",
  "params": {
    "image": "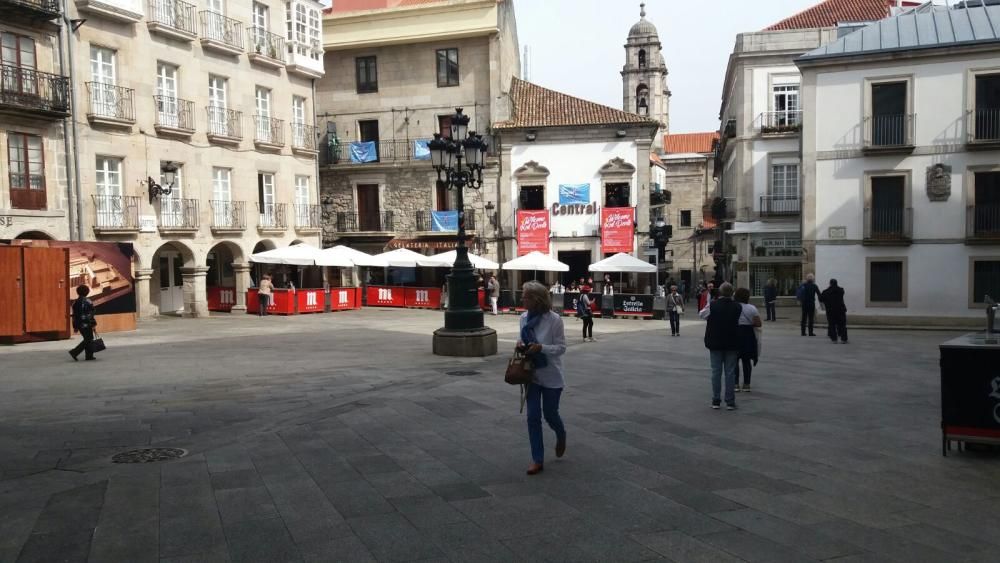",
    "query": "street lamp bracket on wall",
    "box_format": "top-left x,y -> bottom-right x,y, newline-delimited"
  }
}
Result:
147,161 -> 179,204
